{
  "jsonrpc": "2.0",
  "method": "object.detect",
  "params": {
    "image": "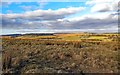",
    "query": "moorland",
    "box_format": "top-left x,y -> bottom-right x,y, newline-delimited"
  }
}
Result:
1,33 -> 119,74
